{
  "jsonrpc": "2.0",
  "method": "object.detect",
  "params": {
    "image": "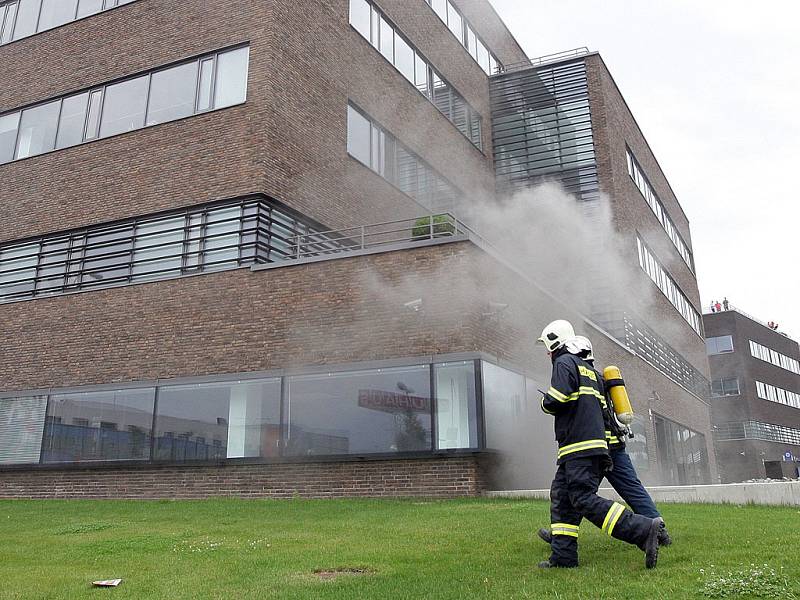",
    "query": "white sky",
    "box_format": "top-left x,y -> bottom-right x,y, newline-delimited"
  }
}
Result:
490,0 -> 800,341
